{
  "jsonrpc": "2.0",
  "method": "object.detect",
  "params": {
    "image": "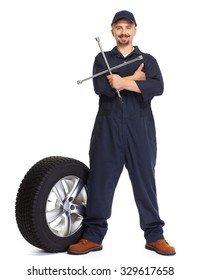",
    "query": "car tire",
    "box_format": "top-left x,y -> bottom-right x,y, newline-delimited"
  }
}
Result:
15,156 -> 89,252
